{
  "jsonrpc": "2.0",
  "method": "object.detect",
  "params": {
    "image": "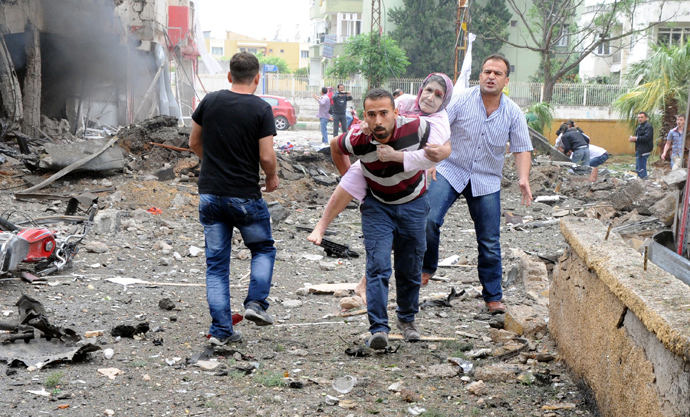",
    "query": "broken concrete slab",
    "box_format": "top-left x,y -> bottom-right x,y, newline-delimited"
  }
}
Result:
504,304 -> 548,337
40,139 -> 125,172
607,179 -> 645,211
662,168 -> 687,189
649,192 -> 677,226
